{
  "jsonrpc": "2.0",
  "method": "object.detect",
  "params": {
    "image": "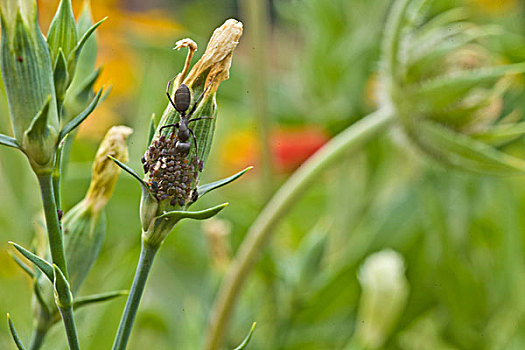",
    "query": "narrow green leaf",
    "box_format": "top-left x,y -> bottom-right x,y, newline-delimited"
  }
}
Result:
147,113 -> 156,146
53,264 -> 73,308
158,202 -> 229,222
412,63 -> 525,110
419,120 -> 525,175
197,166 -> 253,198
470,122 -> 525,146
73,290 -> 128,309
0,134 -> 20,149
59,87 -> 103,140
69,17 -> 107,63
8,242 -> 53,281
7,314 -> 26,350
7,251 -> 34,278
233,322 -> 256,350
108,155 -> 149,190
